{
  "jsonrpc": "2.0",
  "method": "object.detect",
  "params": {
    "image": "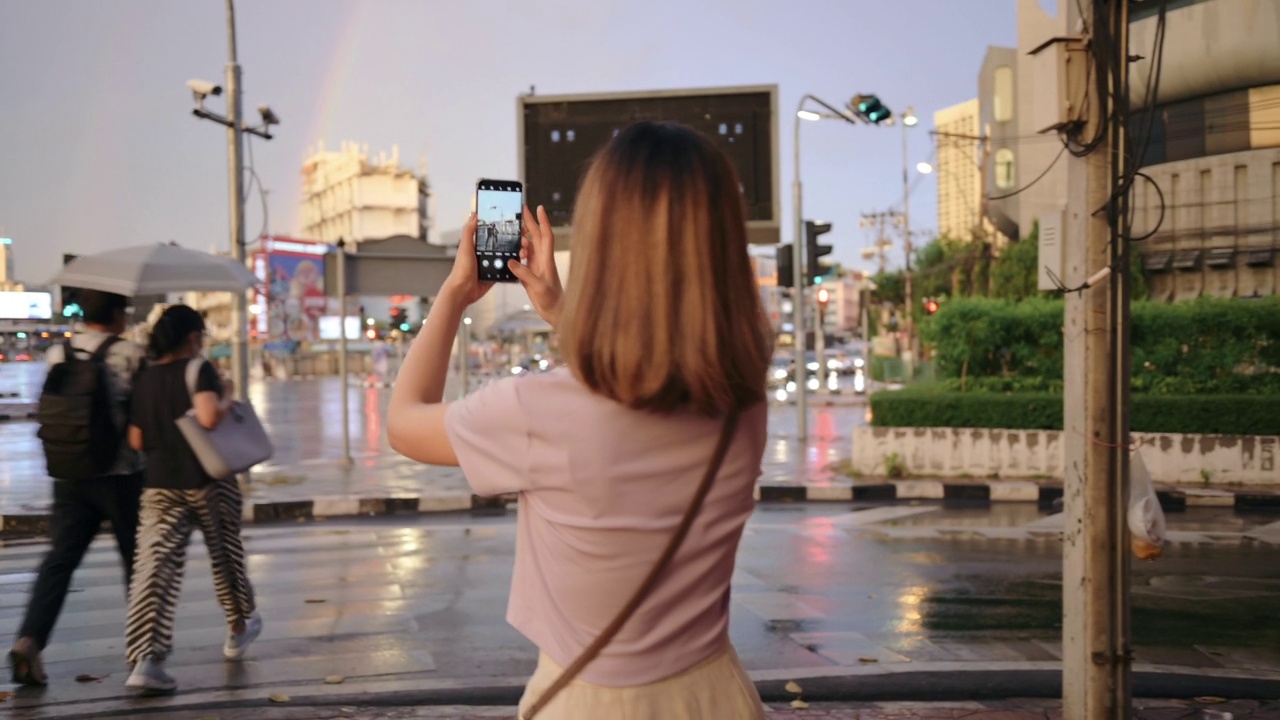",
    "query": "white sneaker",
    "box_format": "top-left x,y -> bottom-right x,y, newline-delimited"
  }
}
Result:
125,657 -> 176,693
223,612 -> 263,659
